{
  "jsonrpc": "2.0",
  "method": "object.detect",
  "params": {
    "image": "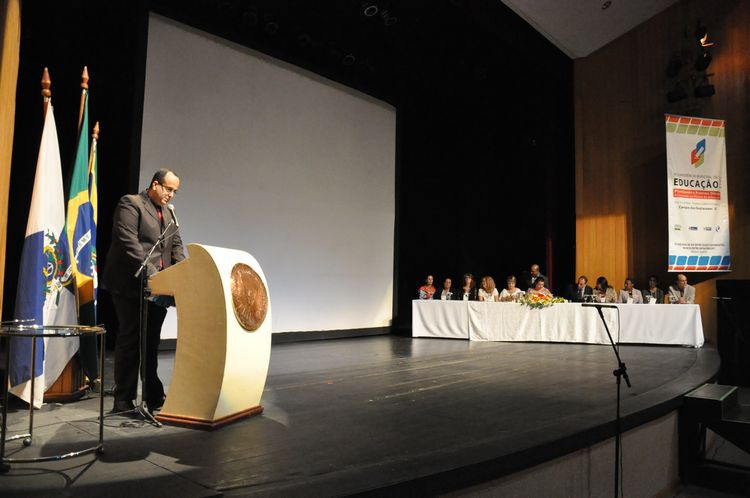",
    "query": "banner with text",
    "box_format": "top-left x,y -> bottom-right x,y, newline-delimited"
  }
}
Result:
666,114 -> 730,272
